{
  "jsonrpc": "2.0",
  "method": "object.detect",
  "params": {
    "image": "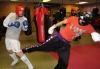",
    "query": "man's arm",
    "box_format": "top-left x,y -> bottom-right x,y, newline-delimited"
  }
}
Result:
48,19 -> 67,34
3,13 -> 15,27
54,19 -> 67,27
